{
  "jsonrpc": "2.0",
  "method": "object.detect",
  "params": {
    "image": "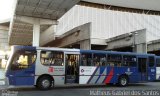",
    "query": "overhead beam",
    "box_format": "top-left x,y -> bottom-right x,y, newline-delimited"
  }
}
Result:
14,15 -> 58,25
